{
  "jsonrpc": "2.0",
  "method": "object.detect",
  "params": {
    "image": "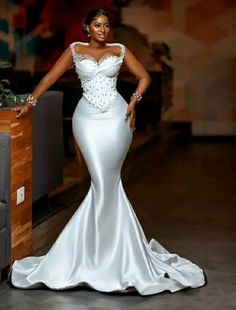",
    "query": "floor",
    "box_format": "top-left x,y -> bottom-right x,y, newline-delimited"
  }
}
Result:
1,138 -> 236,310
